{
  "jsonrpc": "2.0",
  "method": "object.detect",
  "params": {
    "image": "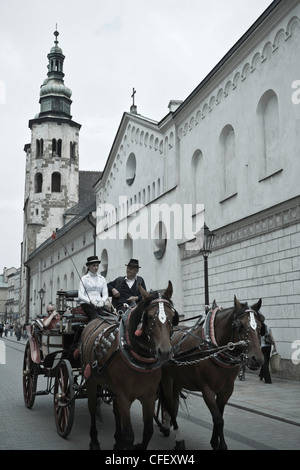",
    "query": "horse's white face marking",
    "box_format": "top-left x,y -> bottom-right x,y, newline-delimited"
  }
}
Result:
158,301 -> 166,323
249,311 -> 257,330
